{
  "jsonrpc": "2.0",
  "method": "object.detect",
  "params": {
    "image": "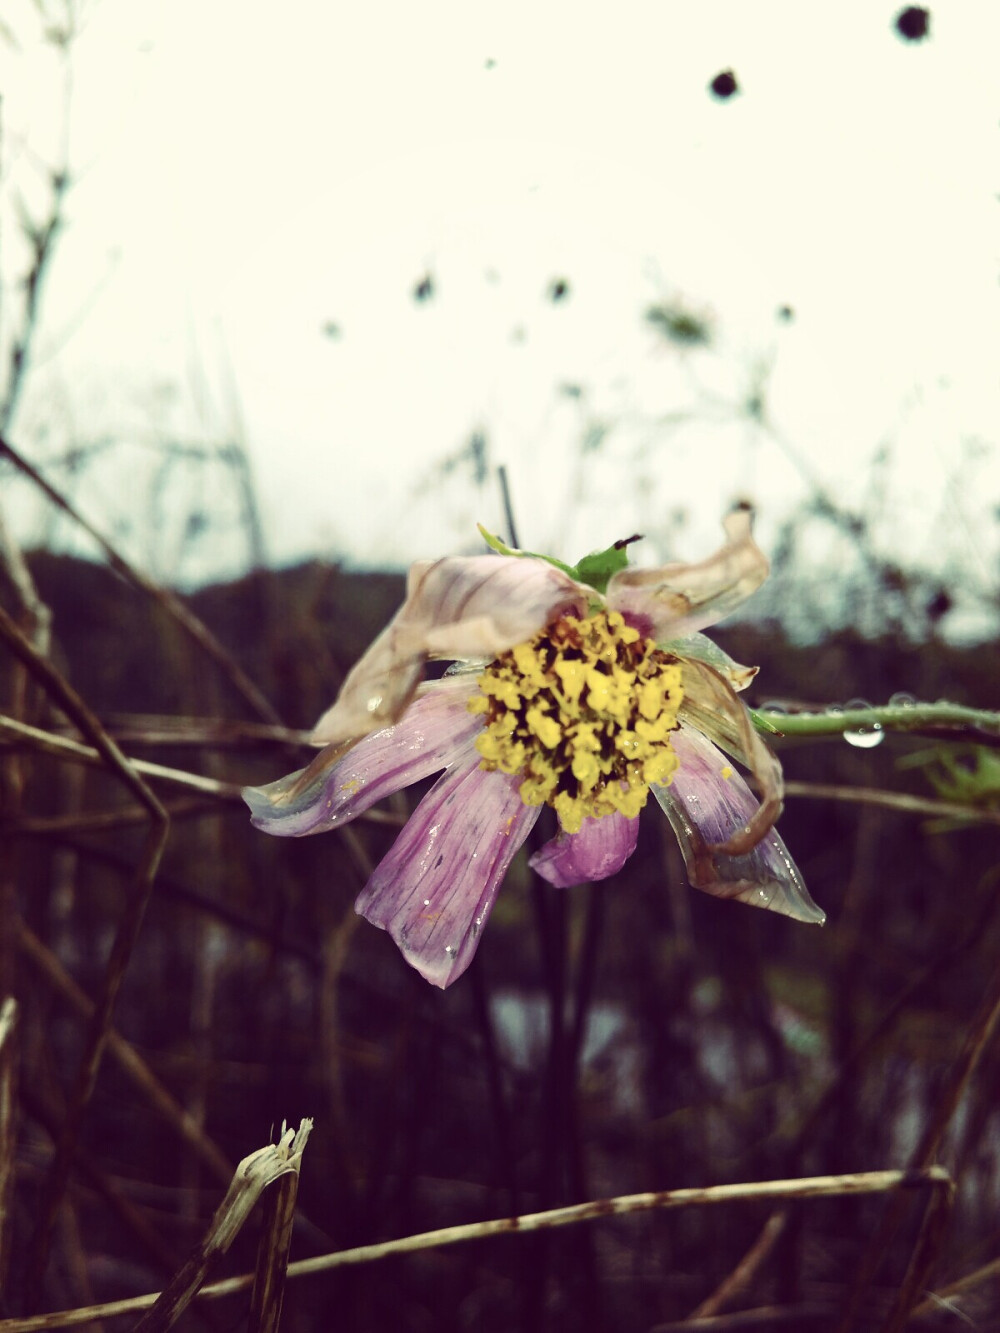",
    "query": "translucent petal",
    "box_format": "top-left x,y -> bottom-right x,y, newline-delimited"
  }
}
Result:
355,757 -> 541,988
529,811 -> 640,888
606,507 -> 769,640
651,724 -> 825,925
659,631 -> 759,693
312,556 -> 589,744
243,676 -> 482,836
676,656 -> 784,855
